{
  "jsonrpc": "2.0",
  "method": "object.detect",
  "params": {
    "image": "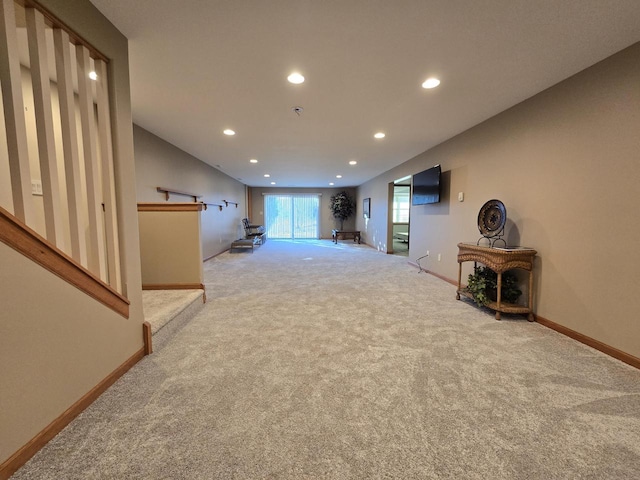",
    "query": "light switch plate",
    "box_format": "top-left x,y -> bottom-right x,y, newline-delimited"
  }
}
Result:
31,180 -> 43,196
